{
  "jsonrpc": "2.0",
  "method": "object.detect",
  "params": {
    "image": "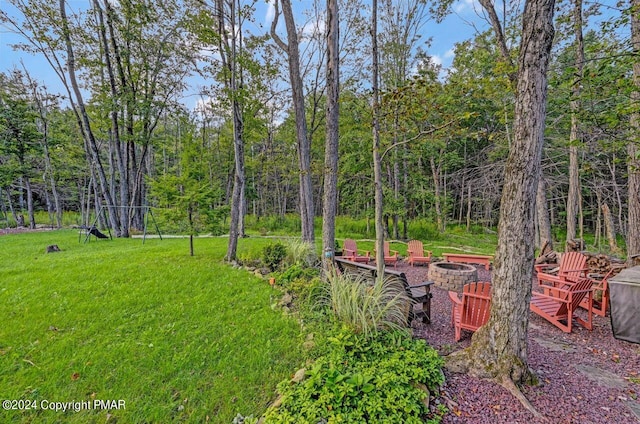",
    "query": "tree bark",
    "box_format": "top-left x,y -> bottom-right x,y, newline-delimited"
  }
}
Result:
628,0 -> 640,266
602,203 -> 619,253
270,0 -> 315,243
536,178 -> 553,252
372,0 -> 385,276
566,0 -> 584,249
447,0 -> 555,398
217,0 -> 245,262
95,0 -> 130,237
23,177 -> 35,229
59,0 -> 122,235
430,156 -> 444,233
322,0 -> 339,268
